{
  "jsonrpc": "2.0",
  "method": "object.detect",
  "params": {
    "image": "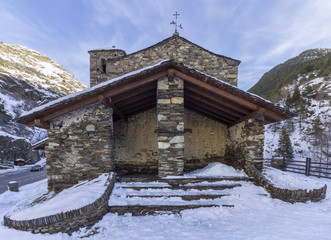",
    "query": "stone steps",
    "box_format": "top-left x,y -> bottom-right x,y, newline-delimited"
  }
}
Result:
119,183 -> 241,191
126,194 -> 230,201
109,204 -> 234,216
108,176 -> 248,215
116,176 -> 253,184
